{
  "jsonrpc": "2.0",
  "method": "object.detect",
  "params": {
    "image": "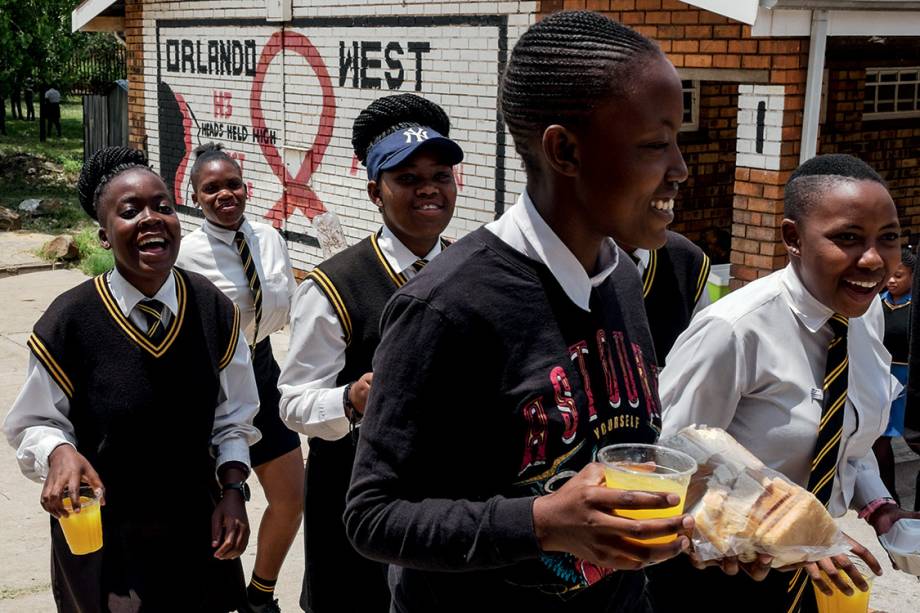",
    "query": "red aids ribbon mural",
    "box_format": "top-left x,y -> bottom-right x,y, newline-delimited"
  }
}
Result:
250,30 -> 336,227
172,92 -> 194,207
